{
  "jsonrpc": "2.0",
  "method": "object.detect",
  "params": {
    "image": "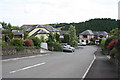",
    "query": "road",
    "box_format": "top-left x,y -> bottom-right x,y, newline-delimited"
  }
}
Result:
2,46 -> 97,78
